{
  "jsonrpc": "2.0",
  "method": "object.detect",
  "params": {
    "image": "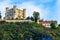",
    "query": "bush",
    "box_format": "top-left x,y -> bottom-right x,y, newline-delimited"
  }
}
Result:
50,22 -> 57,29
